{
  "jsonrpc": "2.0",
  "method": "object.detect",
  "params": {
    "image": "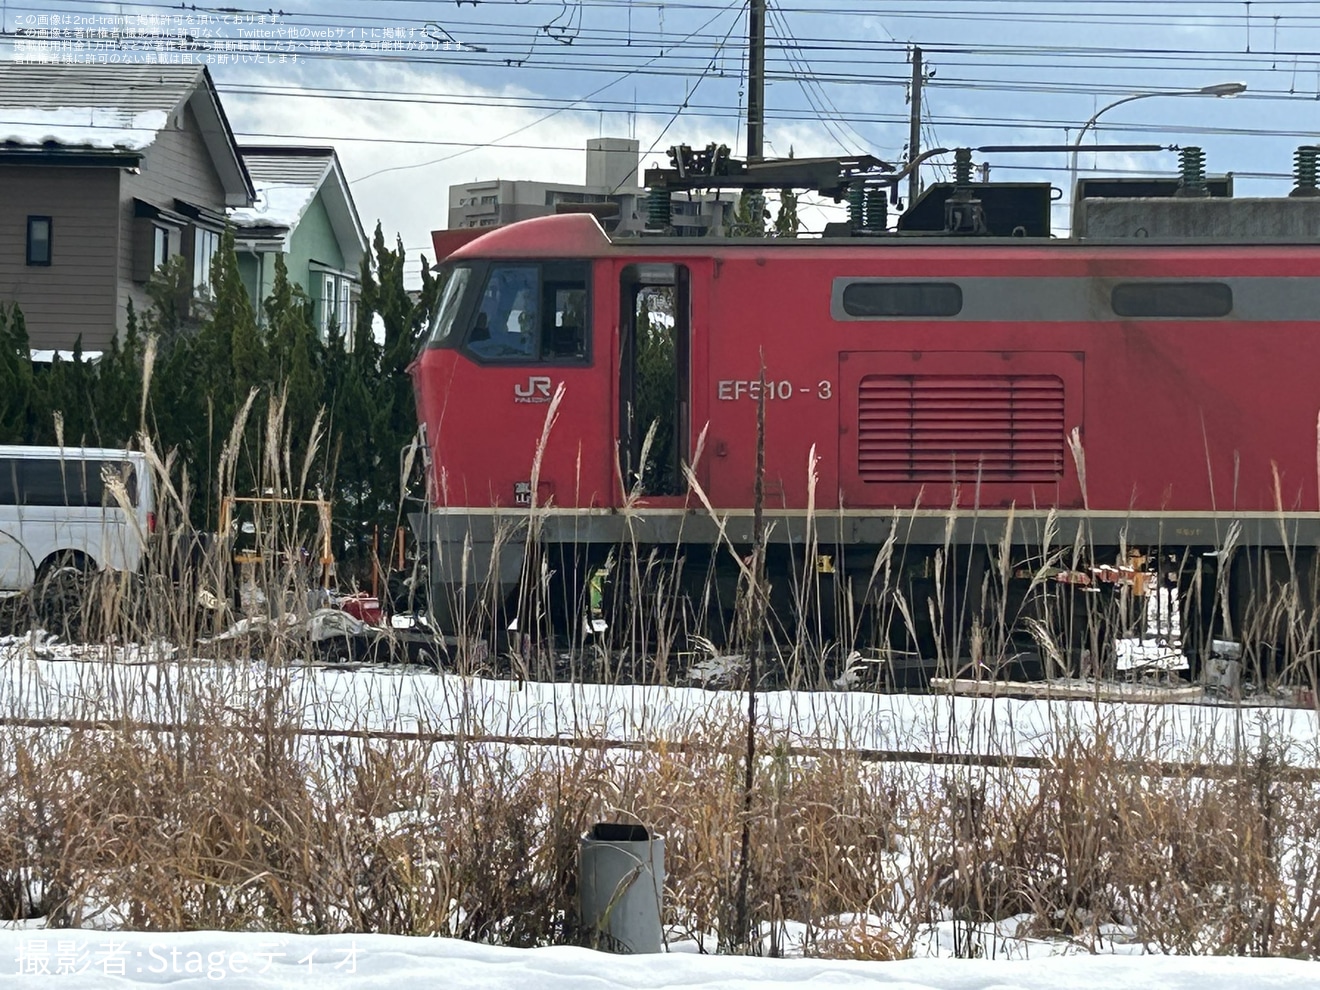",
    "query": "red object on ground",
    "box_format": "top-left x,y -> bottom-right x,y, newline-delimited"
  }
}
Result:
337,593 -> 384,627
